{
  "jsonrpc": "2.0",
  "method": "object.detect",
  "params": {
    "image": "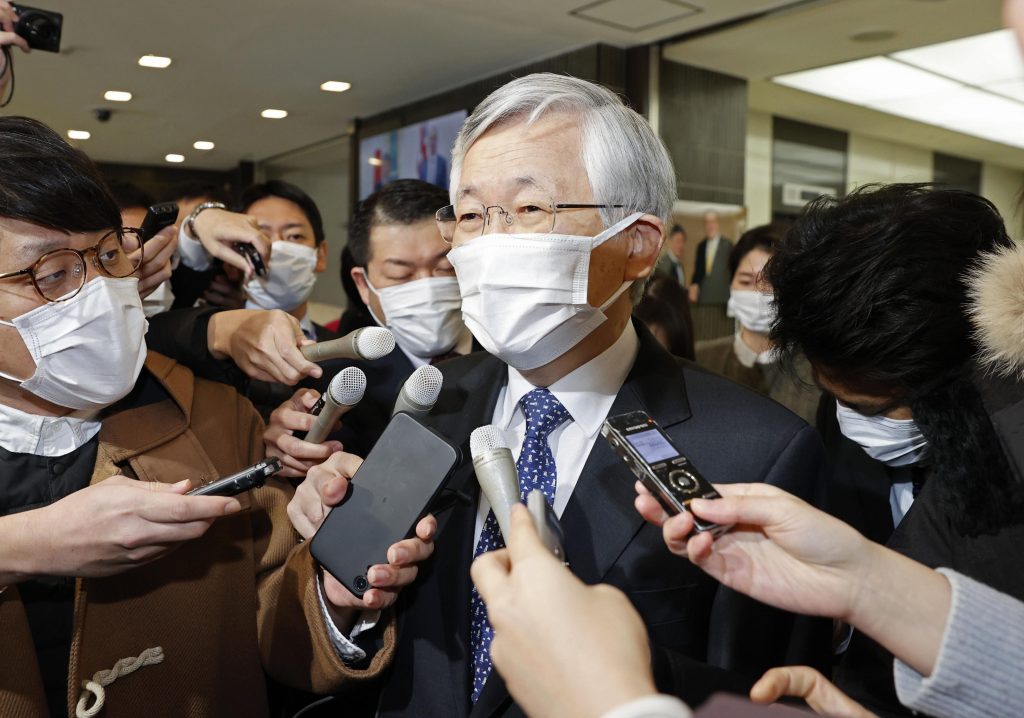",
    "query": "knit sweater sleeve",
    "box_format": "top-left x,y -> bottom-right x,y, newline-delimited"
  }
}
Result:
894,567 -> 1024,718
